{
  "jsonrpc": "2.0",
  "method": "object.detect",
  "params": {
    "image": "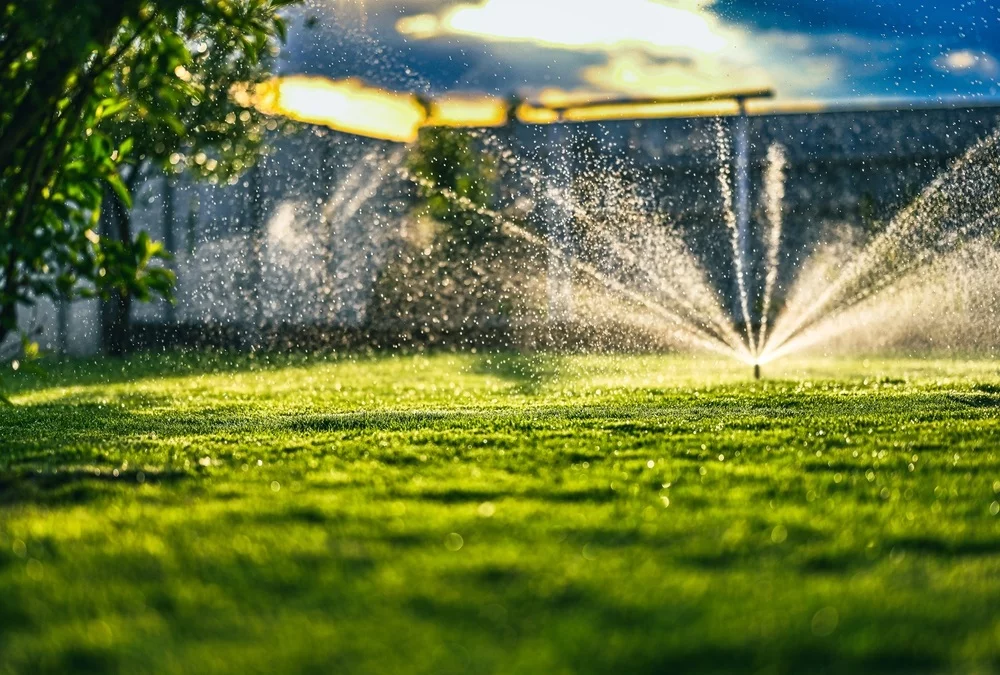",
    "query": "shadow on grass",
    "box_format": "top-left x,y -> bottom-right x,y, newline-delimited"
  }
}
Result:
948,392 -> 1000,408
888,535 -> 1000,556
287,409 -> 498,433
0,402 -> 197,506
285,404 -> 692,434
406,581 -> 949,674
398,485 -> 620,504
0,466 -> 189,506
472,353 -> 565,395
0,402 -> 271,455
3,349 -> 383,397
